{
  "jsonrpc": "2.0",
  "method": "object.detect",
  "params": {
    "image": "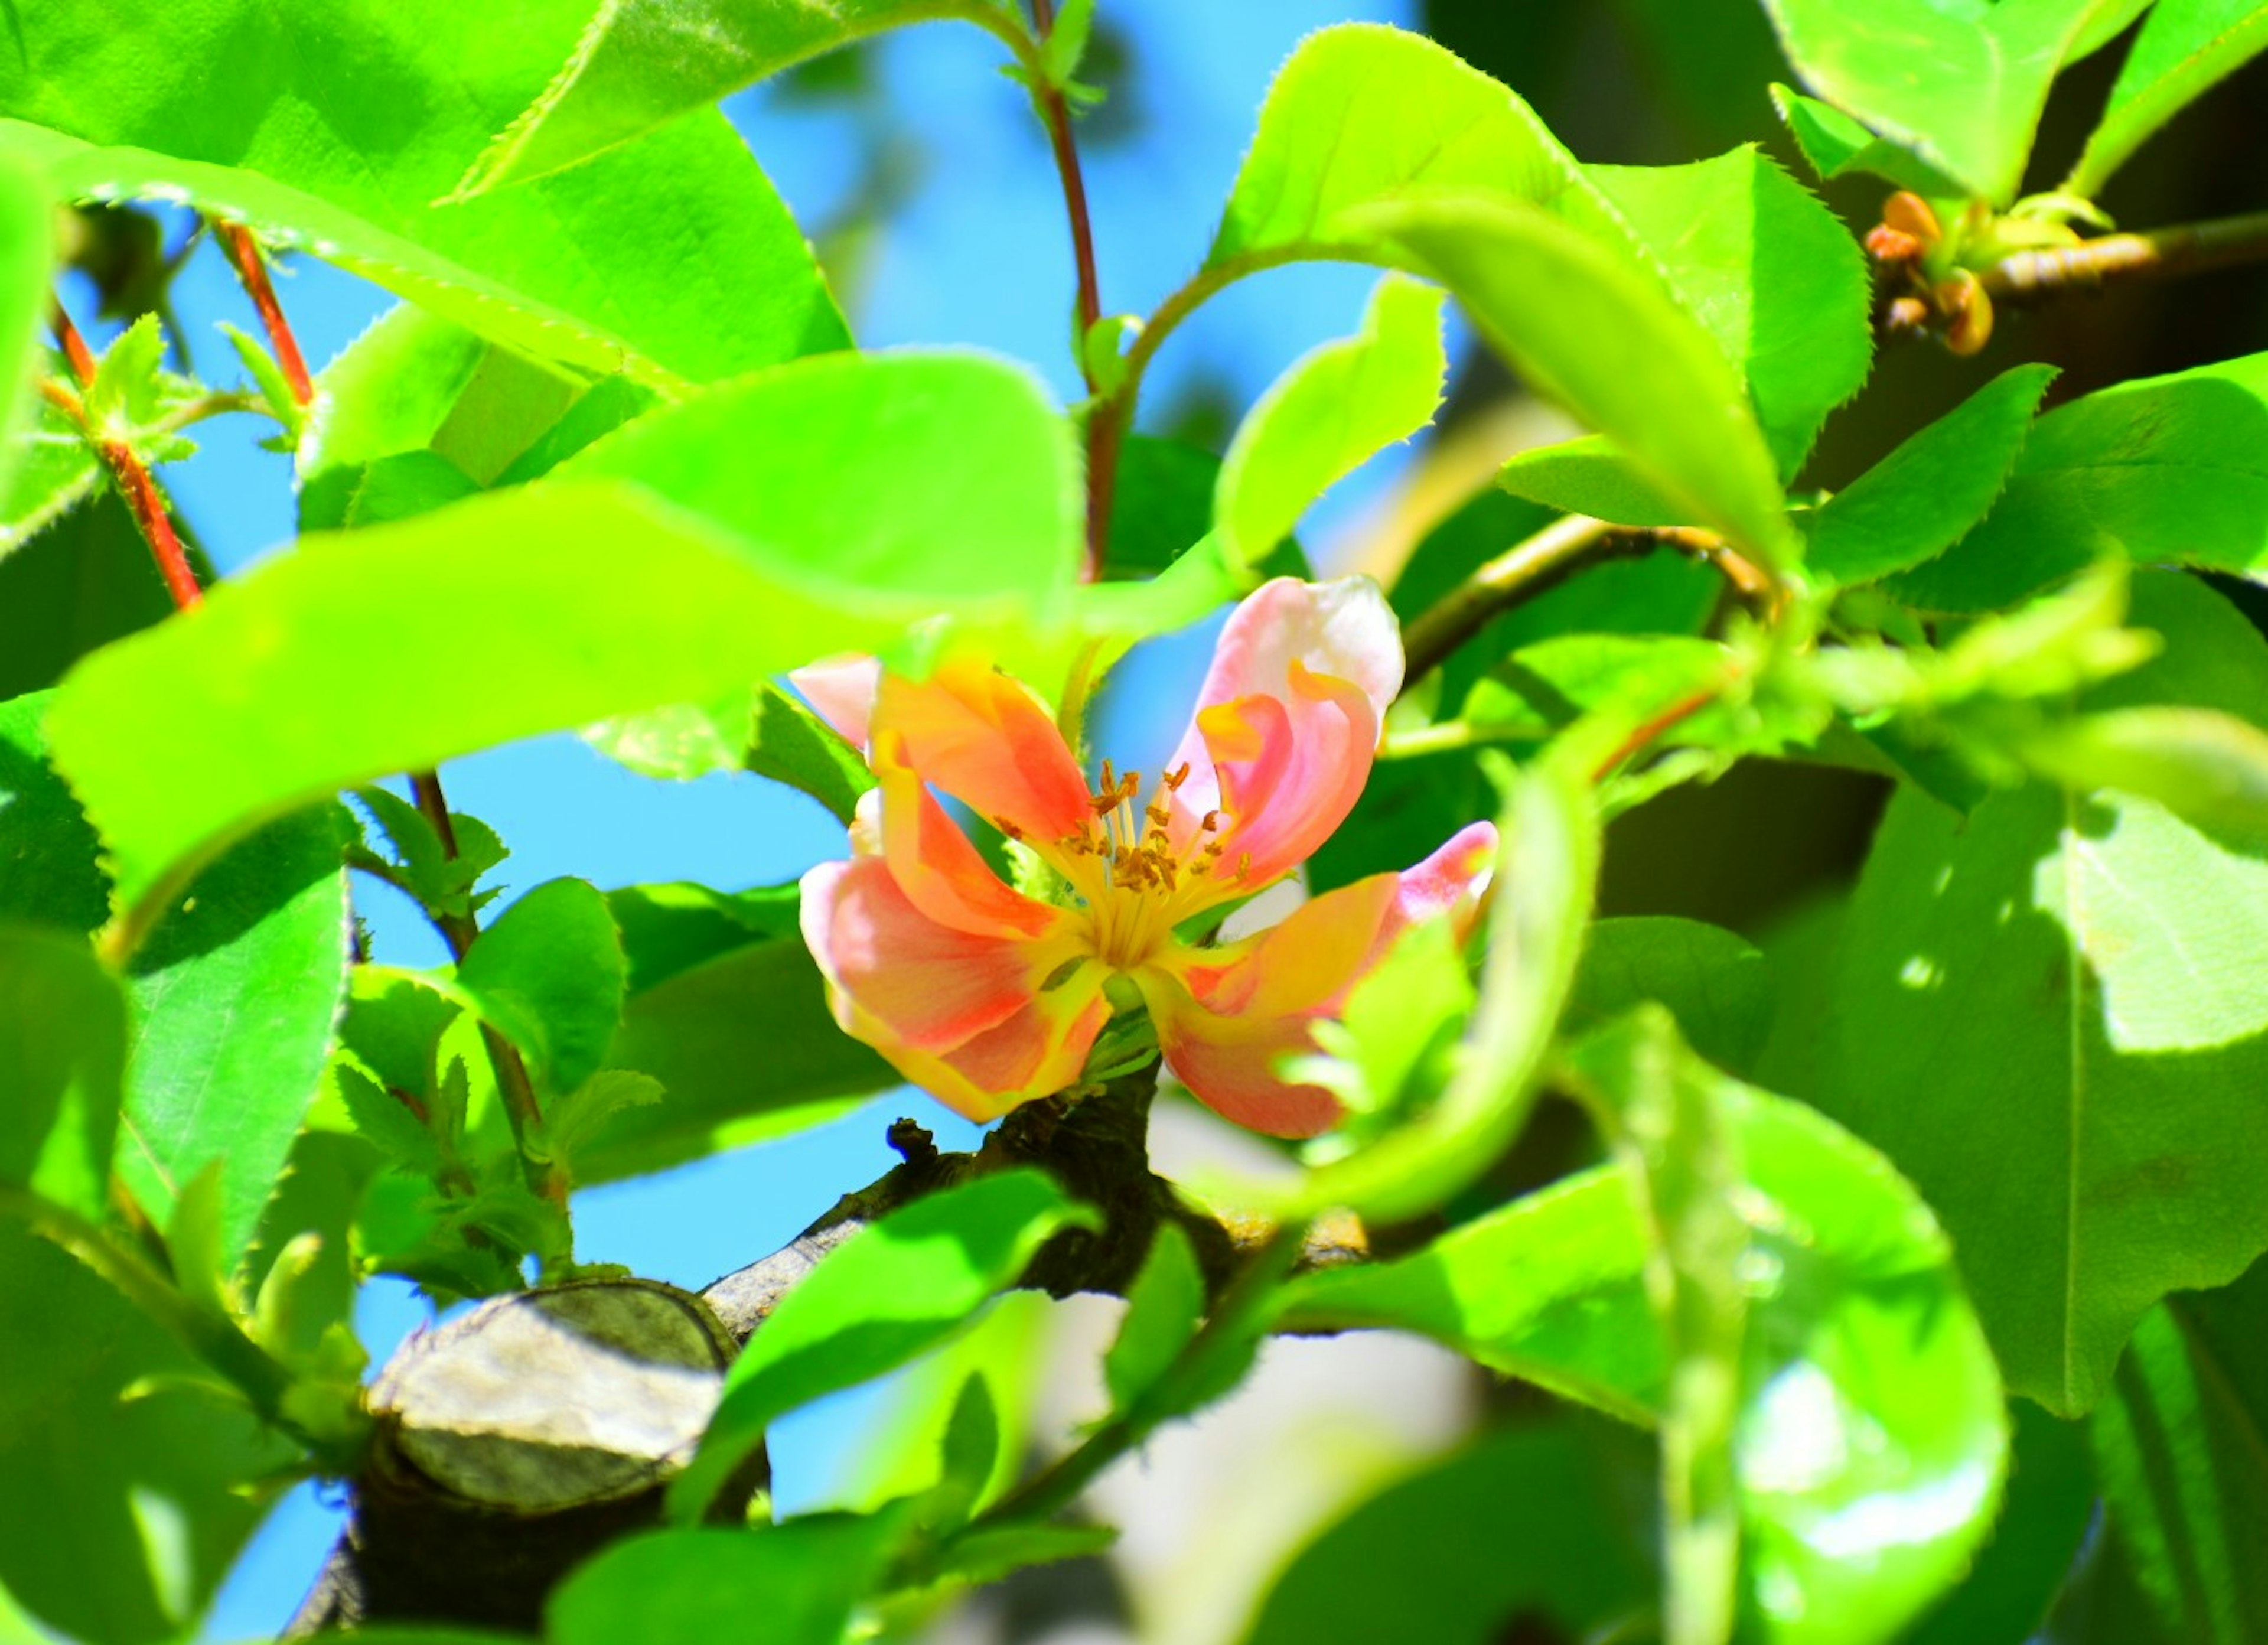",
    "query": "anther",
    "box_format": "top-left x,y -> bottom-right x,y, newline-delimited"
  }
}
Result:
1163,761 -> 1191,790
